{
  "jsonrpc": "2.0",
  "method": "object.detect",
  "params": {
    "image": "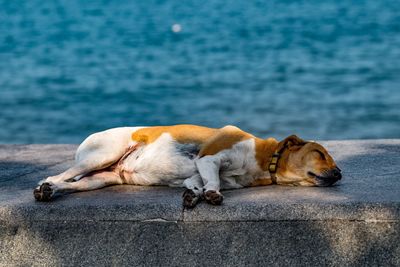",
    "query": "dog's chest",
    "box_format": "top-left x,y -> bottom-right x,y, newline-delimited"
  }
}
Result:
220,163 -> 264,189
218,139 -> 265,189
